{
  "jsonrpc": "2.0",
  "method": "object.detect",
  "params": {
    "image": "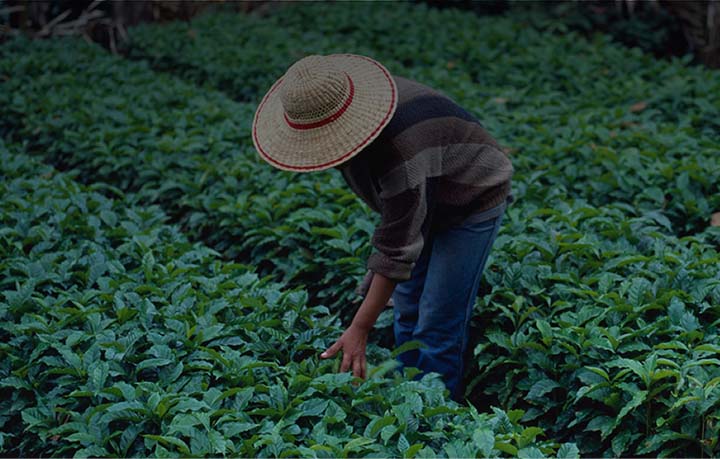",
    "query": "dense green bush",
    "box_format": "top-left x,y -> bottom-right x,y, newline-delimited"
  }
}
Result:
0,143 -> 571,457
125,5 -> 720,455
128,2 -> 720,236
0,37 -> 381,332
505,1 -> 686,58
475,200 -> 720,455
2,2 -> 719,456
